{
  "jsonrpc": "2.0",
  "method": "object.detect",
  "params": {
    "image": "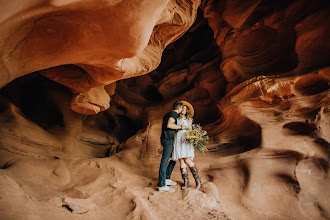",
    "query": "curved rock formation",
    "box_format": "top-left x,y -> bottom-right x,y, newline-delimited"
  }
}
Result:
0,0 -> 329,219
0,0 -> 201,114
209,71 -> 329,219
203,0 -> 330,90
